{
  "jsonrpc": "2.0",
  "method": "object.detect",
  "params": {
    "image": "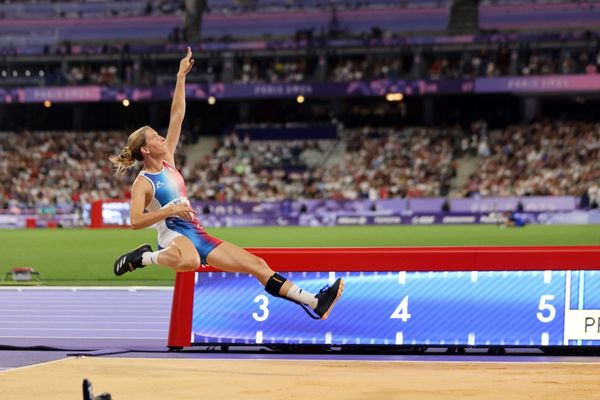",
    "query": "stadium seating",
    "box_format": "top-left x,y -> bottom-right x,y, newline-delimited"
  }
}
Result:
1,122 -> 597,212
459,121 -> 600,198
2,42 -> 598,88
1,1 -> 599,45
